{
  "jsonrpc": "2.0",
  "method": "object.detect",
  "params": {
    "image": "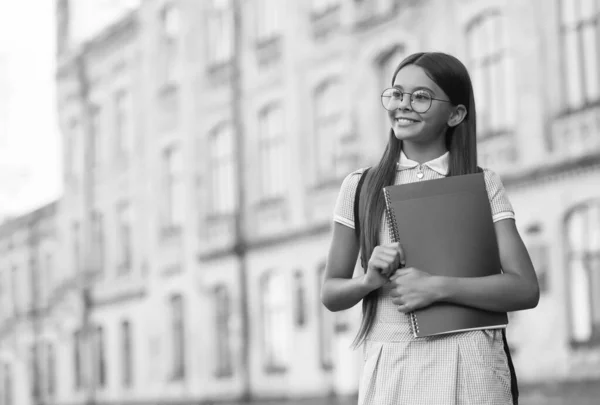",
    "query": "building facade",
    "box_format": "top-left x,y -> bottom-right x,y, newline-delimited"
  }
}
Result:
0,202 -> 59,405
0,0 -> 599,404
